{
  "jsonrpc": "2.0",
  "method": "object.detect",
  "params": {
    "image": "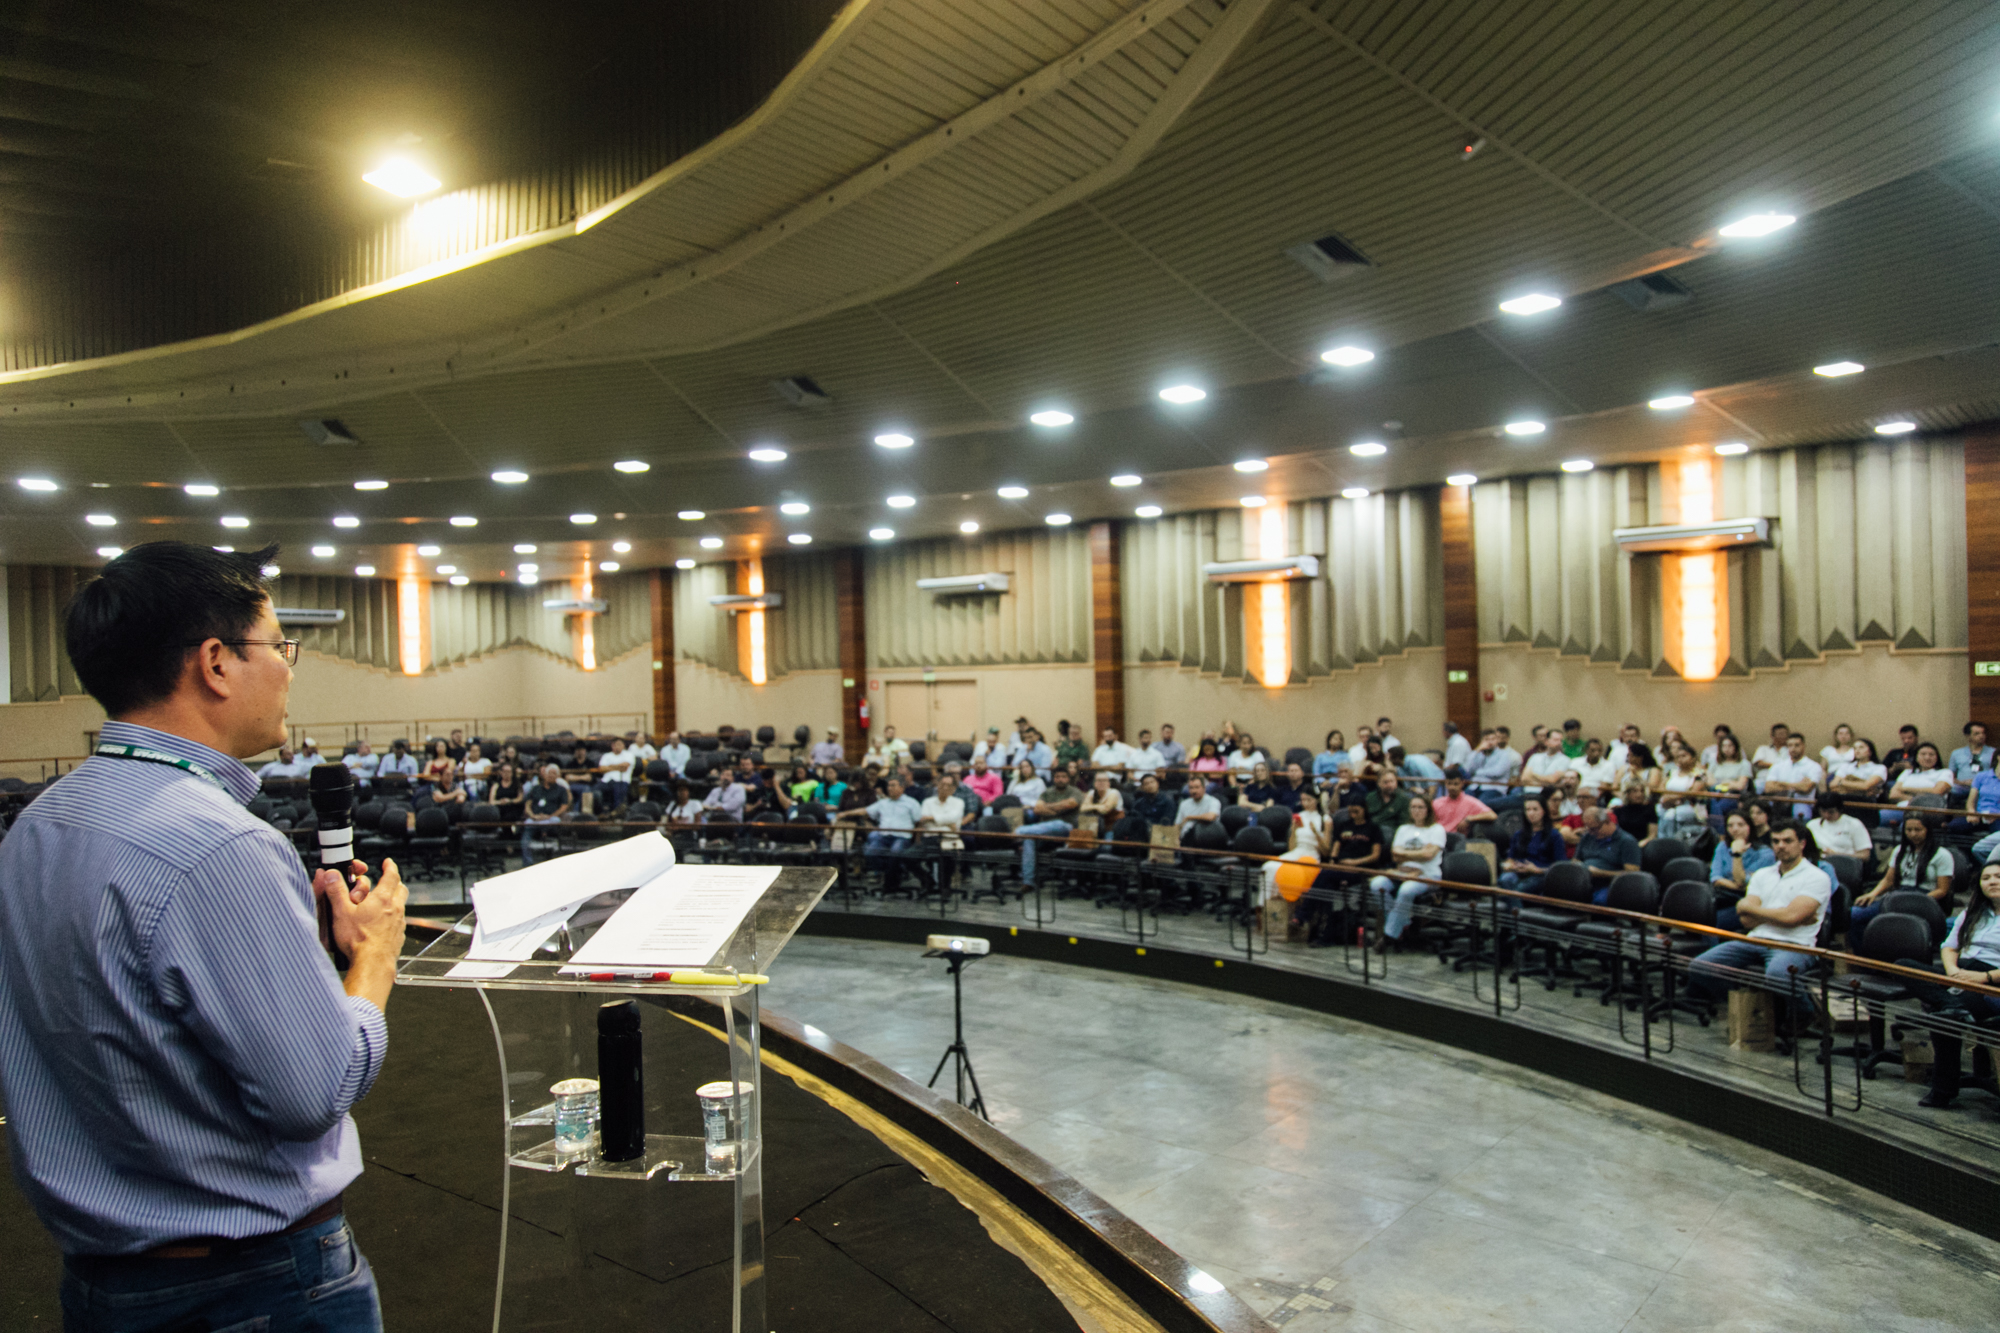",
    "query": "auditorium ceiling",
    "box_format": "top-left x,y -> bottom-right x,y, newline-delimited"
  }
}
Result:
2,0 -> 1997,577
